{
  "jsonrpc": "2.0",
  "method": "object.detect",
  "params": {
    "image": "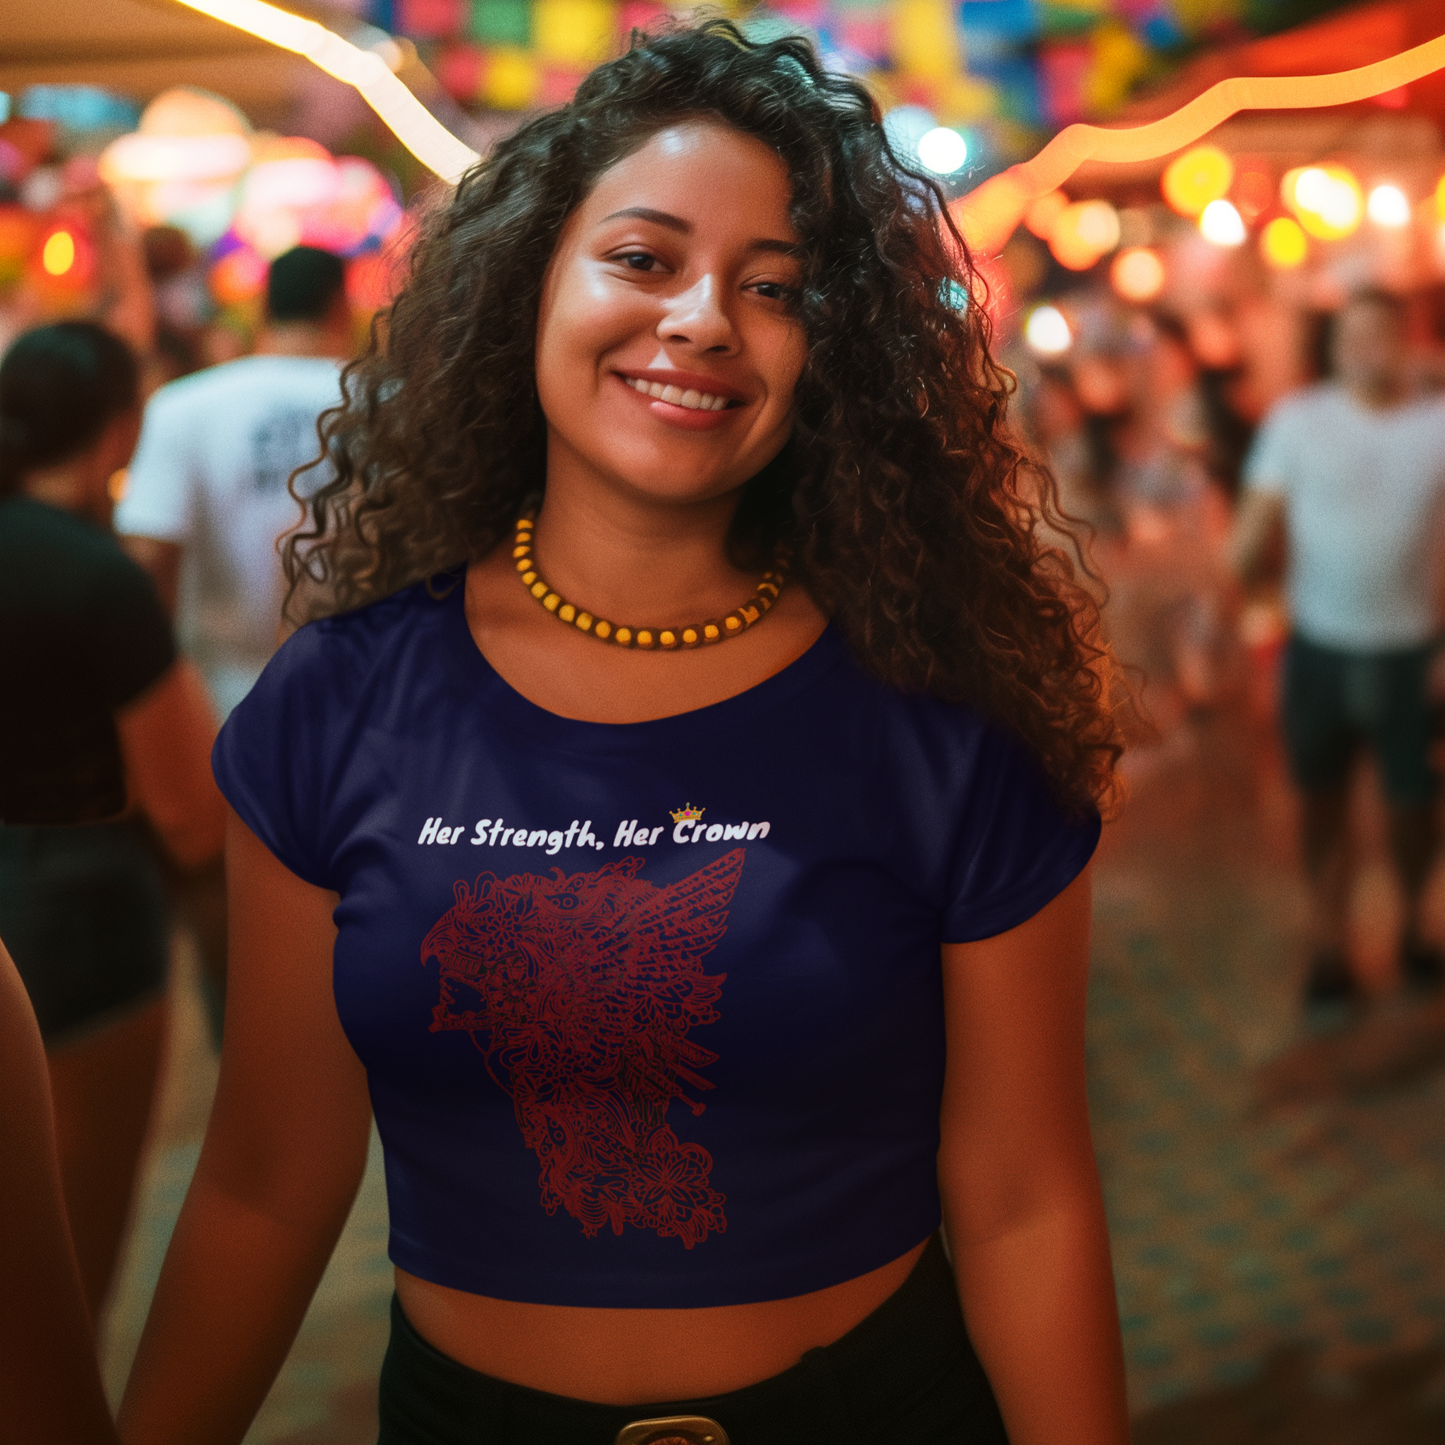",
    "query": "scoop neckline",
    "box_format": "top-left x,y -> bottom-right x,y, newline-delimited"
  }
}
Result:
442,574 -> 850,751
